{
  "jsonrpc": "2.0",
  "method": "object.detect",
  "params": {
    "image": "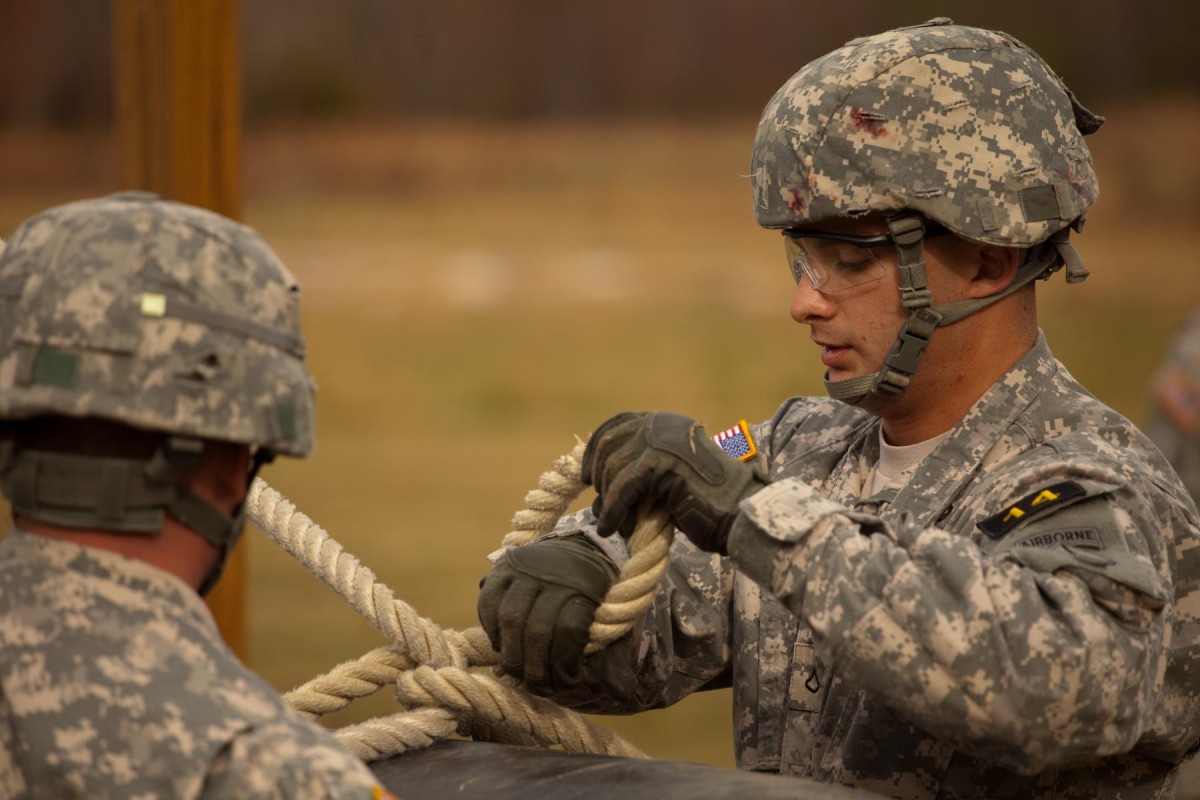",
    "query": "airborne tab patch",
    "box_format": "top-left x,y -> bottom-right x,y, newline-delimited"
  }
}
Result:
1013,527 -> 1101,550
712,419 -> 758,462
977,480 -> 1087,539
